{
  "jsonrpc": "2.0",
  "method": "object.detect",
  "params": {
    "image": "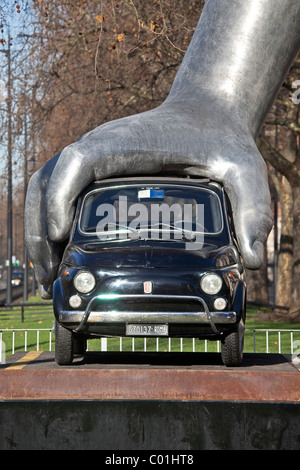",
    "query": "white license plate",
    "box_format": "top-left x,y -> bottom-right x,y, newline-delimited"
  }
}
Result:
126,324 -> 168,336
